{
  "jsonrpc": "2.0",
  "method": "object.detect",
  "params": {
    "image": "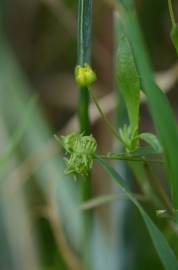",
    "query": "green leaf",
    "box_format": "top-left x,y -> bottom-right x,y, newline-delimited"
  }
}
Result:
138,133 -> 163,153
97,156 -> 178,270
131,146 -> 160,157
0,96 -> 36,175
116,2 -> 178,212
116,33 -> 140,134
170,25 -> 178,55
